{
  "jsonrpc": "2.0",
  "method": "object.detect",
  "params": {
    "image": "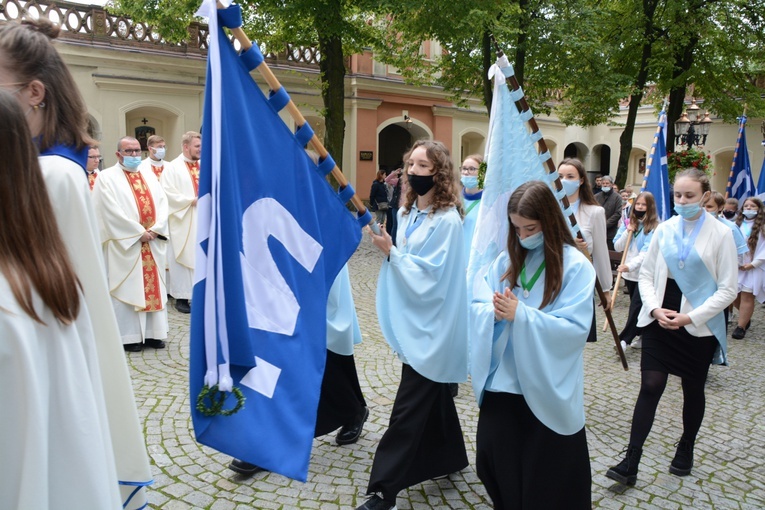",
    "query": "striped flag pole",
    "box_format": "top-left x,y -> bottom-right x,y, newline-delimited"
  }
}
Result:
491,38 -> 628,370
